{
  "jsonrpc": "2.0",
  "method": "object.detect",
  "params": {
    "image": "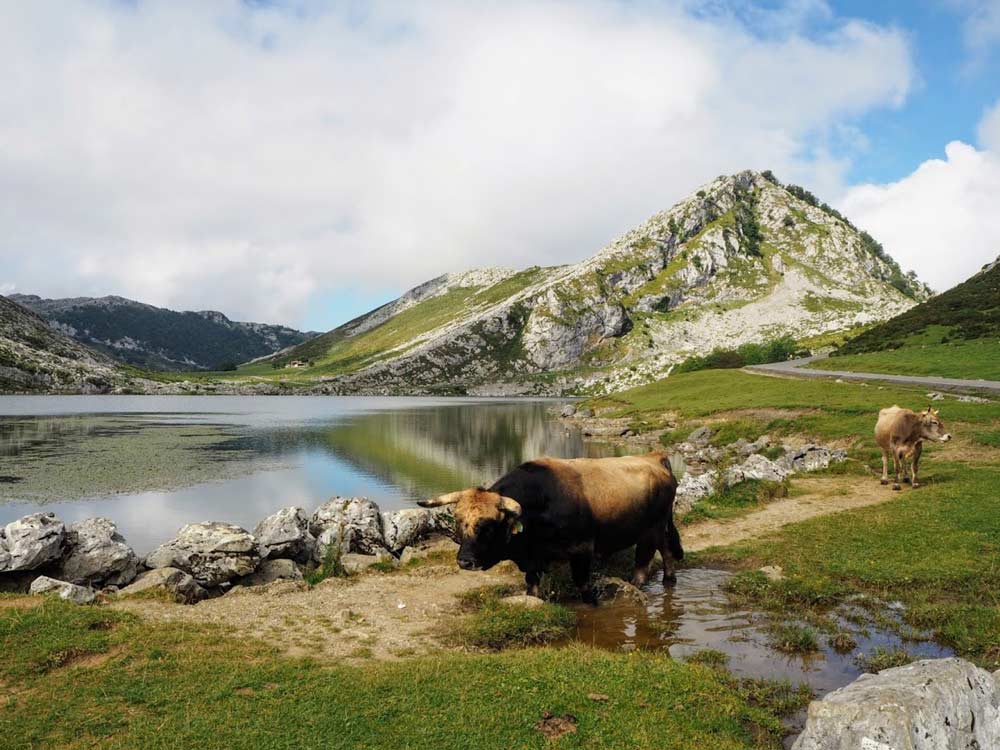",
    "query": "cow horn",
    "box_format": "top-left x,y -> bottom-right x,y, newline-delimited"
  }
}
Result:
418,491 -> 464,508
497,496 -> 522,517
